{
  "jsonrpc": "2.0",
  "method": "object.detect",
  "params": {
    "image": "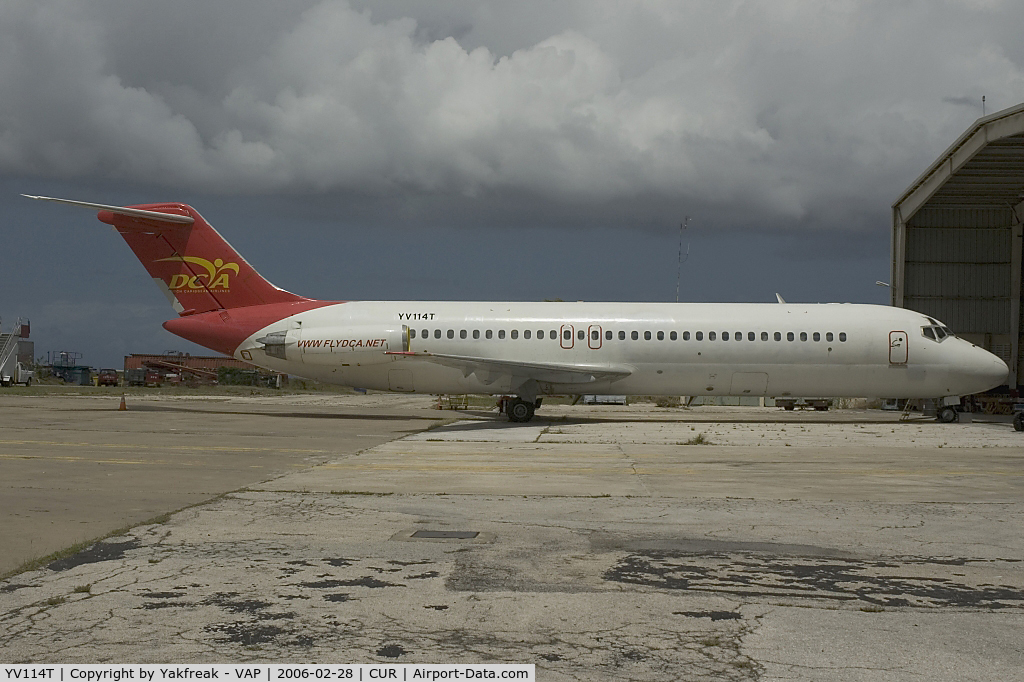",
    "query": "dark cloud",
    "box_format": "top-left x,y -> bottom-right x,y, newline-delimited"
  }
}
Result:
2,0 -> 1021,227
